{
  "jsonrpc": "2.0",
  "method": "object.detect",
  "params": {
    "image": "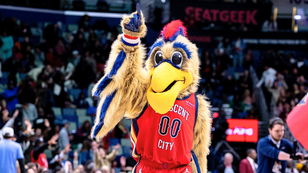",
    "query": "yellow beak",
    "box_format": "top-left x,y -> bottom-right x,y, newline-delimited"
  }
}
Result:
147,62 -> 193,114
